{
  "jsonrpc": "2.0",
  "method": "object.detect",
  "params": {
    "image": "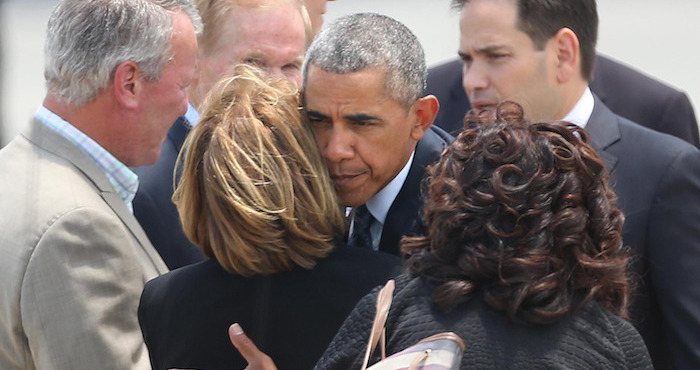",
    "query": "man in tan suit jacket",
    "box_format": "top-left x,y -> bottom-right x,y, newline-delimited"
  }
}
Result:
0,0 -> 201,368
